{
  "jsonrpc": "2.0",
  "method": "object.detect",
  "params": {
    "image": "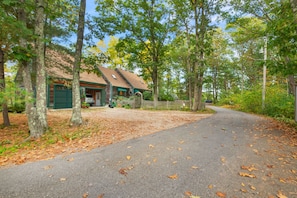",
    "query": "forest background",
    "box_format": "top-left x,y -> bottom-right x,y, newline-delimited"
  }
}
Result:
1,0 -> 297,138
